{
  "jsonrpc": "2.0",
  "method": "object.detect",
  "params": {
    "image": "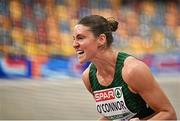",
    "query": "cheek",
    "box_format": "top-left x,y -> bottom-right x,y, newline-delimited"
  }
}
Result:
85,44 -> 98,57
82,39 -> 98,50
86,42 -> 98,51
